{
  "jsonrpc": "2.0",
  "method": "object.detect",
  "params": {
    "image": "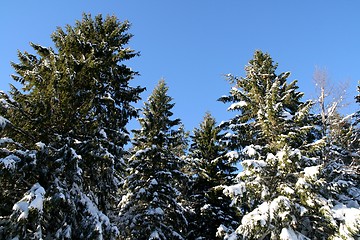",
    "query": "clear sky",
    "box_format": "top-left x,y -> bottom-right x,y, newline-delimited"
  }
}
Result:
1,1 -> 359,132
